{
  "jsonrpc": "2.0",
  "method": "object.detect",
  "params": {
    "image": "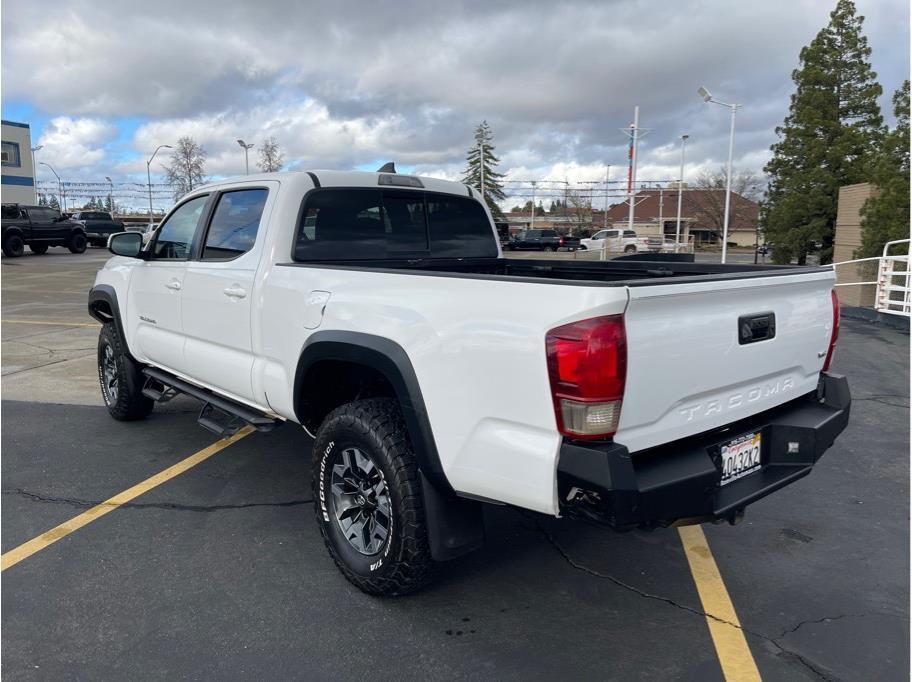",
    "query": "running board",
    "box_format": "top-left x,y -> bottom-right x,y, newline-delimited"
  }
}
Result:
141,367 -> 281,437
